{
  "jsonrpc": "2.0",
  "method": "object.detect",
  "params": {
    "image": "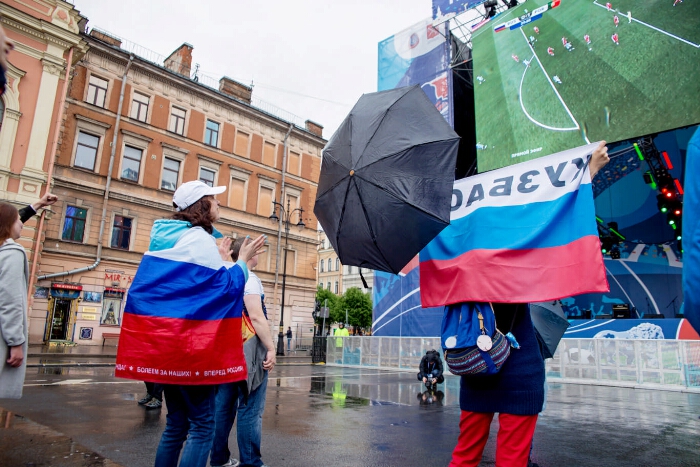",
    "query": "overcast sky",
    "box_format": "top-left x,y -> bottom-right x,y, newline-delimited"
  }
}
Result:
77,0 -> 434,140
